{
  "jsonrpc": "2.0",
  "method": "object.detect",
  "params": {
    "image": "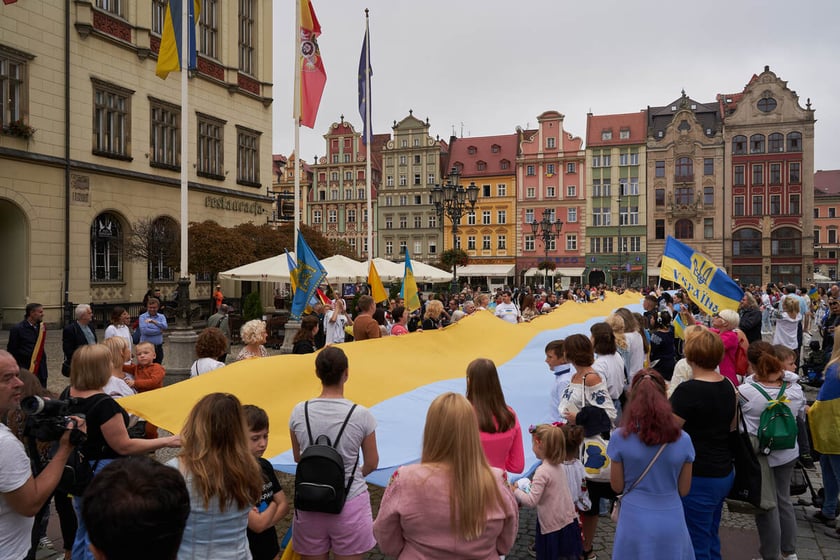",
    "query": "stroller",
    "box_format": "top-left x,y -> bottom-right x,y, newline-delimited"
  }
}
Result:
800,340 -> 827,387
791,460 -> 824,509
